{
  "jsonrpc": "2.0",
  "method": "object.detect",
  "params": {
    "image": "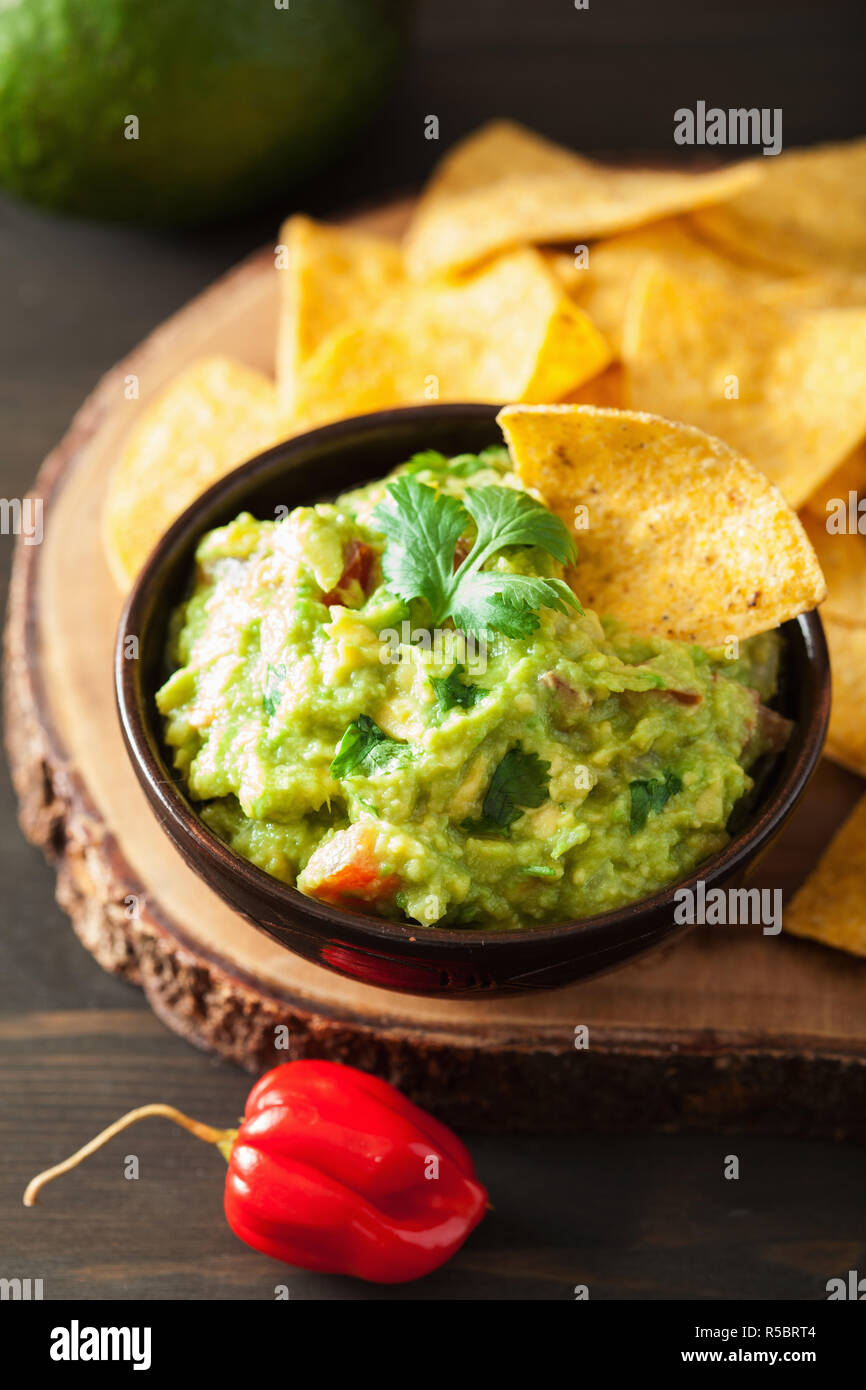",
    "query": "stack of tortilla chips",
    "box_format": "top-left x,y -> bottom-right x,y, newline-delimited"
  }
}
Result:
102,120 -> 866,956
